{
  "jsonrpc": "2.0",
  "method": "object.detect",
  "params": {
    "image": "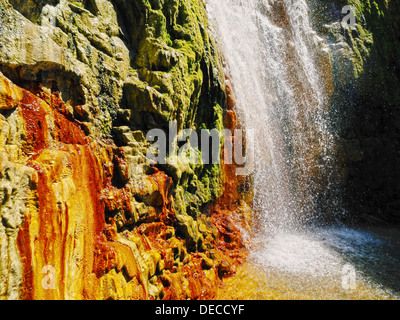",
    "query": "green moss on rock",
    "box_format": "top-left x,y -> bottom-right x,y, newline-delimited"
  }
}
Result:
113,0 -> 227,224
